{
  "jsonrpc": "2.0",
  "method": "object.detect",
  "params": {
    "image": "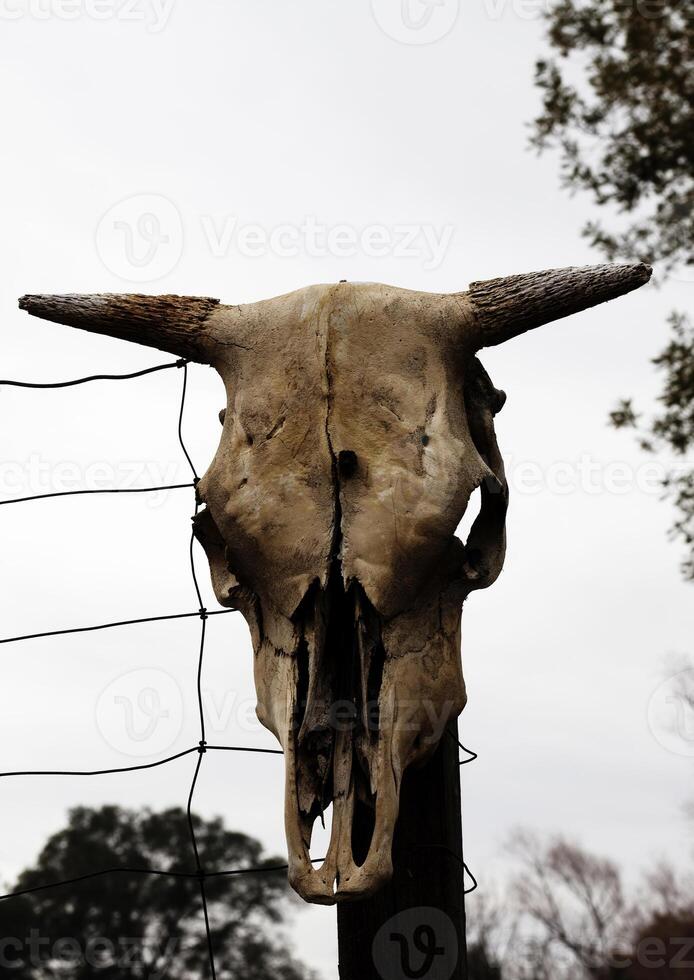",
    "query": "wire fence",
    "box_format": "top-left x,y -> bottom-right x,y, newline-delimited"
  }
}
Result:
0,356 -> 476,978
